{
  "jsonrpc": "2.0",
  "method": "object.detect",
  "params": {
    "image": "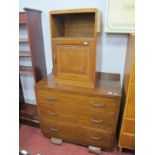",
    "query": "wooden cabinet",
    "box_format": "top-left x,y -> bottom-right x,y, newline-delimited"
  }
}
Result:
118,34 -> 135,151
19,8 -> 47,126
49,8 -> 101,88
35,73 -> 121,149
